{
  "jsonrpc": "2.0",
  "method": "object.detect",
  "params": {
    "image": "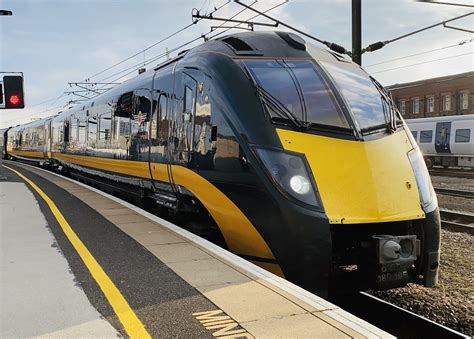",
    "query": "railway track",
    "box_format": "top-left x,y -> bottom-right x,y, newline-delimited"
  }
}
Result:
429,168 -> 474,179
440,208 -> 474,235
434,187 -> 474,199
332,292 -> 470,339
